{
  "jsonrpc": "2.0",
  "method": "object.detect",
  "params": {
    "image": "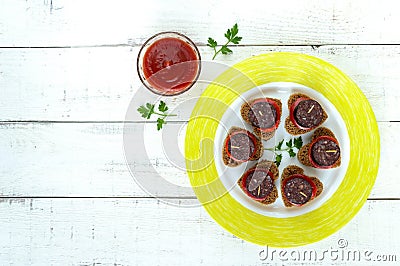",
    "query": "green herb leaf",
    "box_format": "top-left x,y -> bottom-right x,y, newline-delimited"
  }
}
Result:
207,37 -> 217,48
138,101 -> 176,131
231,36 -> 242,44
137,104 -> 154,119
294,136 -> 303,149
266,136 -> 302,167
220,46 -> 232,55
286,139 -> 293,148
137,106 -> 148,119
156,118 -> 165,131
224,28 -> 231,40
231,23 -> 239,37
288,148 -> 296,157
146,102 -> 154,110
276,139 -> 284,150
158,100 -> 168,112
275,154 -> 283,167
208,23 -> 242,60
